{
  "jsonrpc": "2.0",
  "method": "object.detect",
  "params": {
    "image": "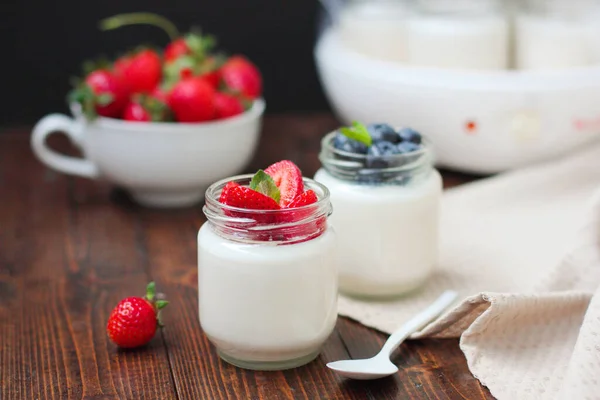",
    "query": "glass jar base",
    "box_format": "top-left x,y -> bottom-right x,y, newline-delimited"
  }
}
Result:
339,276 -> 429,301
217,349 -> 320,371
